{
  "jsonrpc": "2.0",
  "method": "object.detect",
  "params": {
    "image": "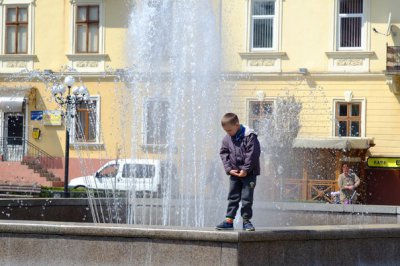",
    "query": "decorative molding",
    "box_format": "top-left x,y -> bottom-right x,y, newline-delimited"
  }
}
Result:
325,51 -> 375,57
335,59 -> 364,66
0,54 -> 36,72
70,143 -> 105,149
386,75 -> 400,95
326,51 -> 374,72
5,61 -> 28,68
248,59 -> 275,67
240,52 -> 286,72
66,54 -> 108,72
239,52 -> 286,59
70,0 -> 104,3
75,61 -> 99,68
0,54 -> 37,60
0,0 -> 36,4
66,54 -> 108,60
